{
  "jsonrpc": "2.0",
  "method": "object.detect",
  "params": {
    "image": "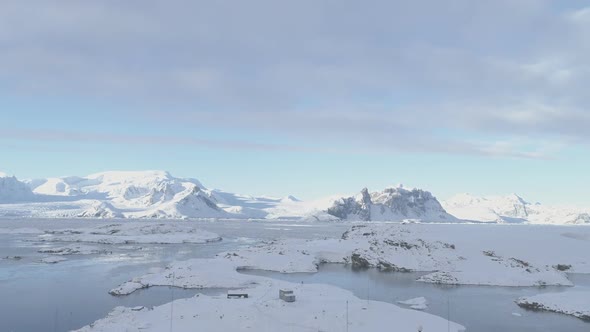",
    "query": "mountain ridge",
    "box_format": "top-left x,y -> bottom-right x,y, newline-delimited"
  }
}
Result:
443,193 -> 590,224
0,170 -> 588,224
